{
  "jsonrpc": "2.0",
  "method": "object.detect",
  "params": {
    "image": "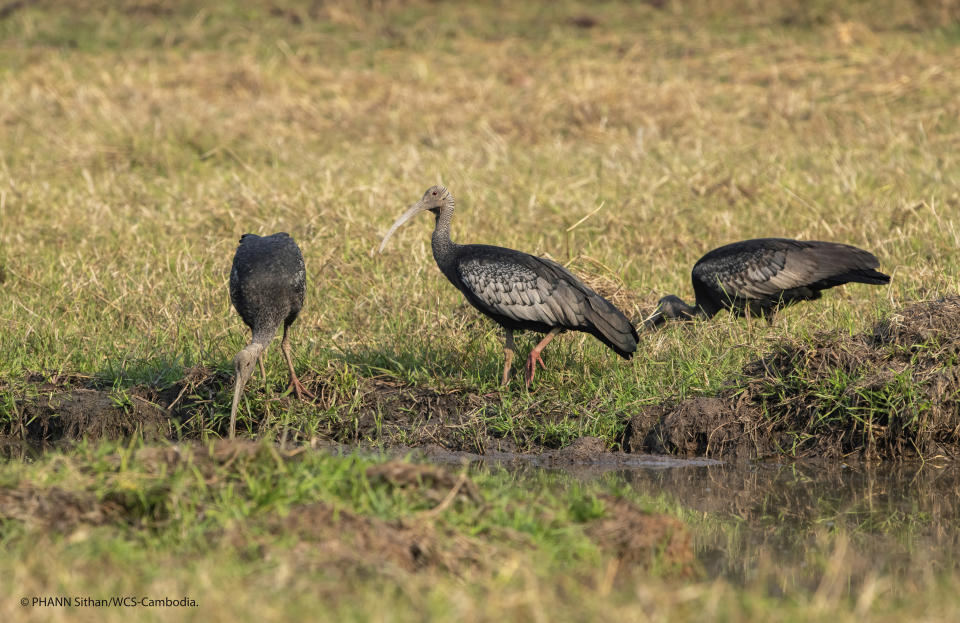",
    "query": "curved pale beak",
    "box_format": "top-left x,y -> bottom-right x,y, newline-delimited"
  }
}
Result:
642,308 -> 667,330
229,346 -> 261,438
379,201 -> 426,253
